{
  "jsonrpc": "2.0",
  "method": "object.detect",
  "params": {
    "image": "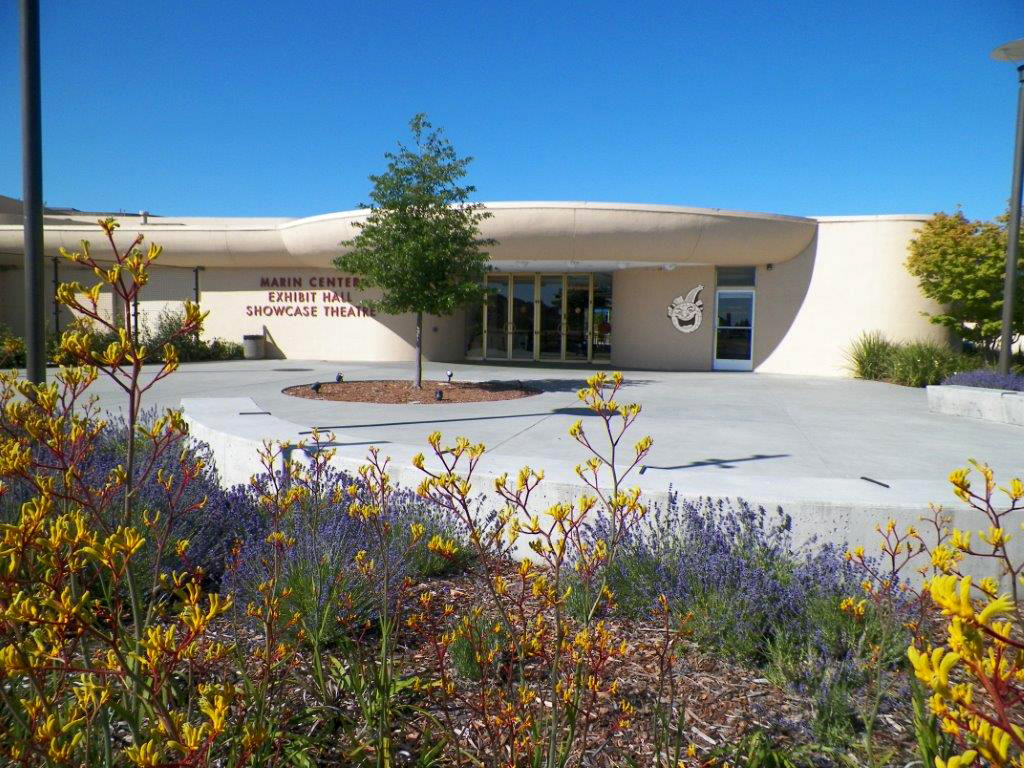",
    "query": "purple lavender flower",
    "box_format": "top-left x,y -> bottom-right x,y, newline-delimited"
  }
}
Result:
944,369 -> 1024,392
